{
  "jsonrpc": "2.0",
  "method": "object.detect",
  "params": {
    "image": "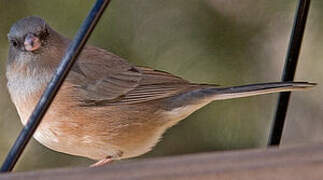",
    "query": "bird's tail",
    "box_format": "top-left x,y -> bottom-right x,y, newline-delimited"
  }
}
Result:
209,81 -> 315,100
165,82 -> 316,109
